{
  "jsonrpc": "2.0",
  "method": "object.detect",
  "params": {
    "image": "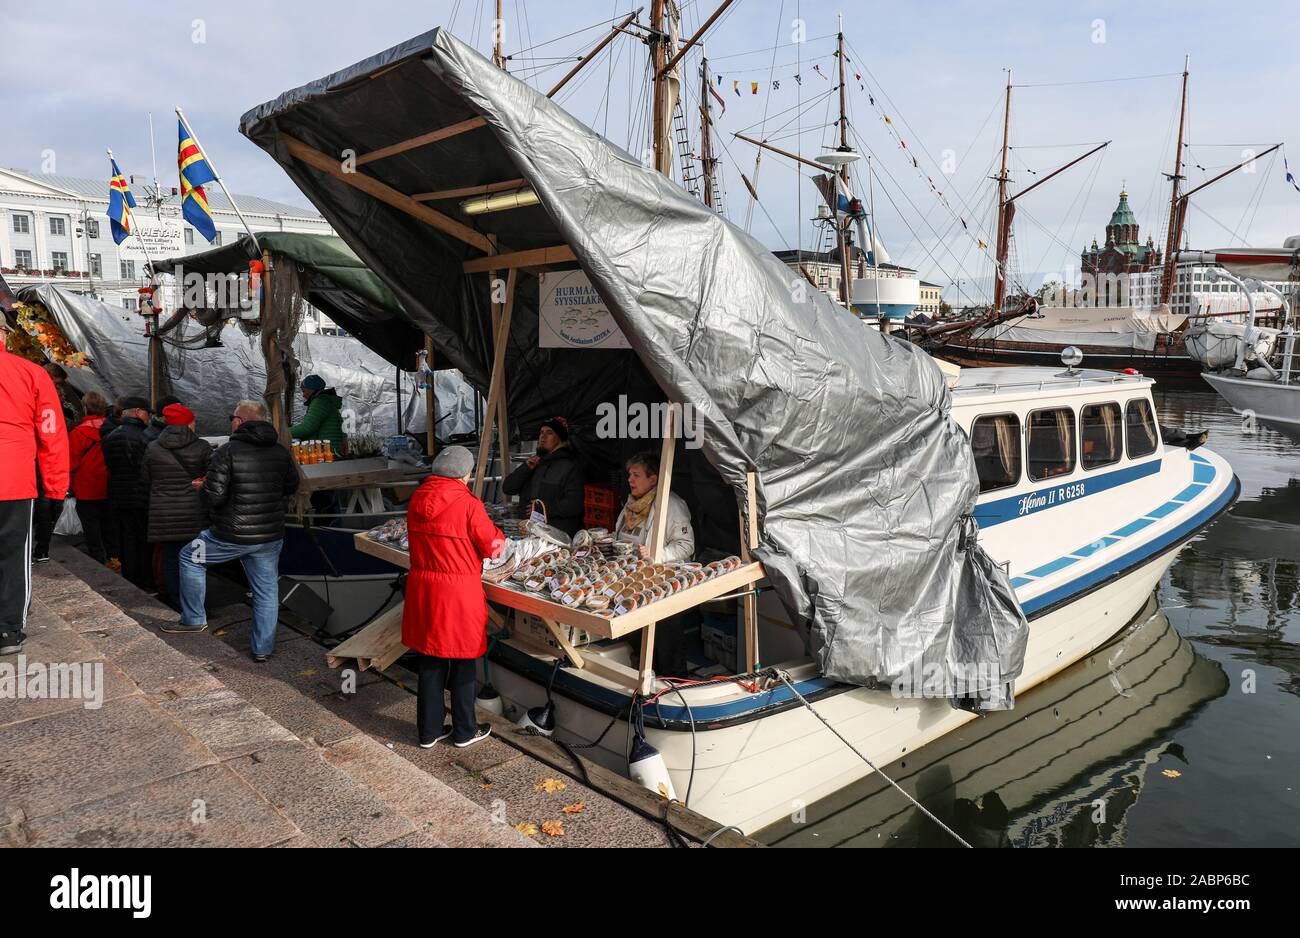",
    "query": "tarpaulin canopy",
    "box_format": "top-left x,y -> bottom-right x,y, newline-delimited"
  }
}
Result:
239,28 -> 1027,703
155,231 -> 425,369
16,283 -> 477,439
